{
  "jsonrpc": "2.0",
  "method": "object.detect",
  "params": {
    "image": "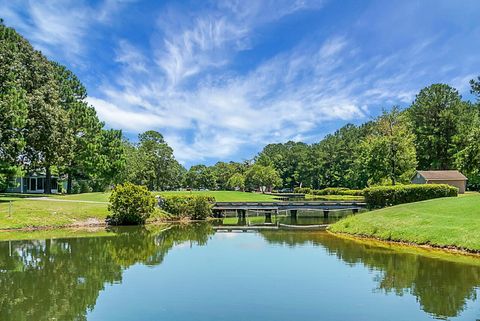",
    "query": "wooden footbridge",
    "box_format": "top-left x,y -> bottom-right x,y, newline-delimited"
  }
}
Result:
212,201 -> 366,219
